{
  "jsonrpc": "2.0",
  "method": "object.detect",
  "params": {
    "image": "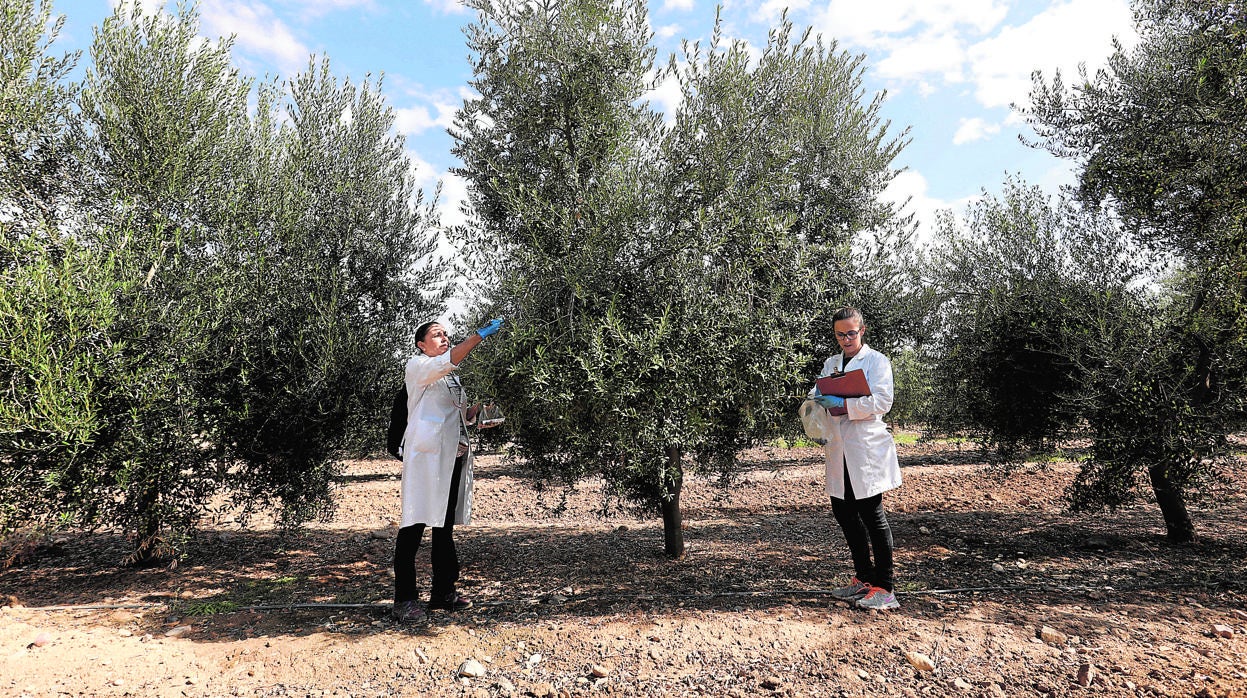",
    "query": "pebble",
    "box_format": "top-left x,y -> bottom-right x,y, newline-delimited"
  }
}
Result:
953,678 -> 973,691
527,652 -> 543,666
992,563 -> 1006,573
459,659 -> 487,678
1231,609 -> 1247,622
904,651 -> 936,671
30,632 -> 51,648
118,629 -> 132,637
496,677 -> 515,696
761,676 -> 783,690
1211,624 -> 1233,639
919,526 -> 931,534
1038,626 -> 1067,647
1077,663 -> 1095,687
590,664 -> 610,678
164,625 -> 193,638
